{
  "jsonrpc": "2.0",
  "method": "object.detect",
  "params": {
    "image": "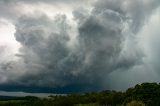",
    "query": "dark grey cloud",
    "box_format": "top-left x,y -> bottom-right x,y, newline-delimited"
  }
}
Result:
0,0 -> 160,92
0,0 -> 88,3
0,0 -> 20,20
14,14 -> 115,90
12,5 -> 124,90
94,0 -> 160,33
0,0 -> 93,21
